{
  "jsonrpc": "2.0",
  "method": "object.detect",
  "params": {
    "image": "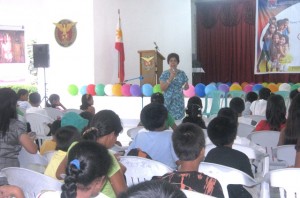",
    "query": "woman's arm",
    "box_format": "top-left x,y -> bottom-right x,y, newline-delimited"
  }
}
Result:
109,170 -> 127,196
56,155 -> 67,179
277,128 -> 285,146
19,133 -> 38,154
